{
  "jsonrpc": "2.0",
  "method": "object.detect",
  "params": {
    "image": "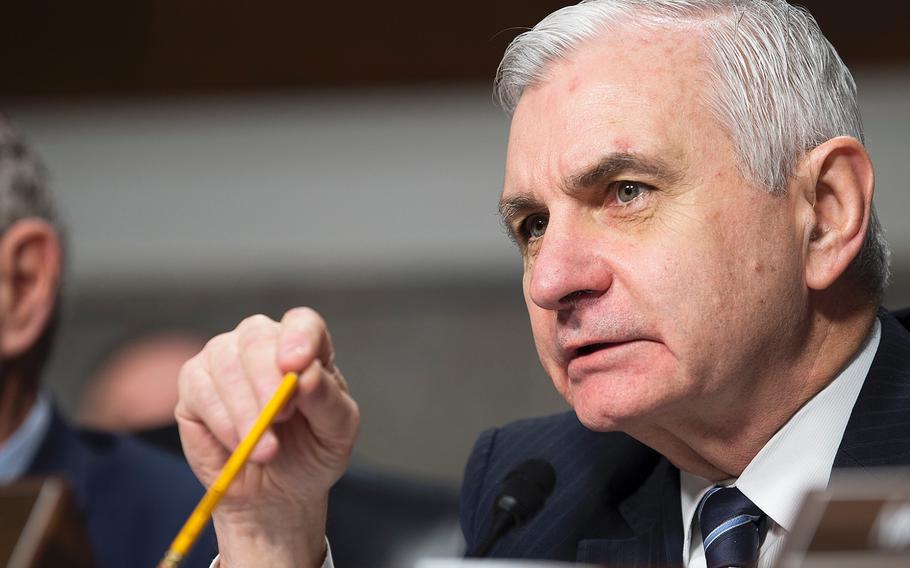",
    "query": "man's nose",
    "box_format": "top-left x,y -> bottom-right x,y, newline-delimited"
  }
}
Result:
526,219 -> 612,311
